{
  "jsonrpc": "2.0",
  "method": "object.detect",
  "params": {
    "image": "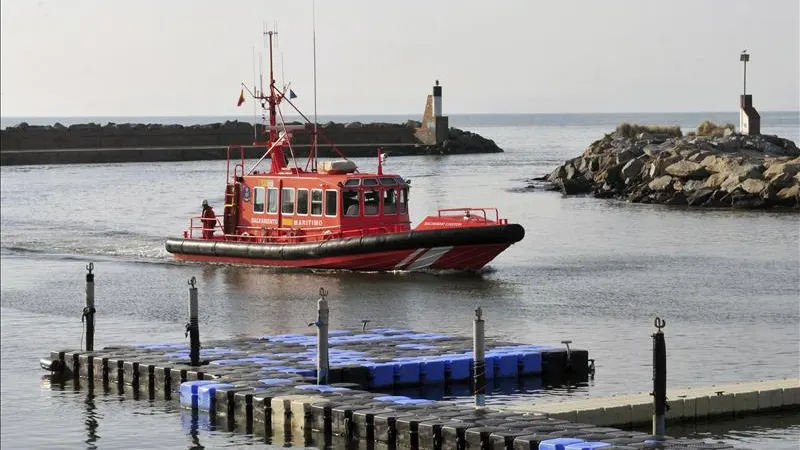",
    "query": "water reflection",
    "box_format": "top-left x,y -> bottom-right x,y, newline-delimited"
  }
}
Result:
182,410 -> 205,450
44,376 -> 103,450
200,262 -> 523,336
663,410 -> 800,441
84,390 -> 100,450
